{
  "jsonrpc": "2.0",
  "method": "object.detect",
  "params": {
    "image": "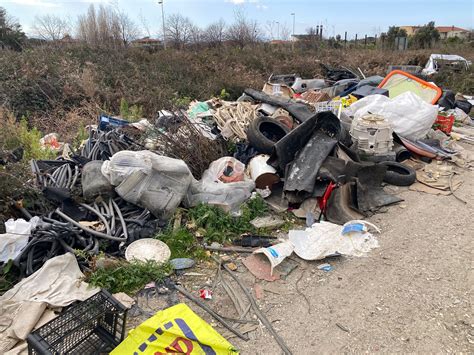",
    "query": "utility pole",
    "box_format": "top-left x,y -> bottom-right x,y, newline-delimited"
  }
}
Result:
291,13 -> 295,50
158,0 -> 166,49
